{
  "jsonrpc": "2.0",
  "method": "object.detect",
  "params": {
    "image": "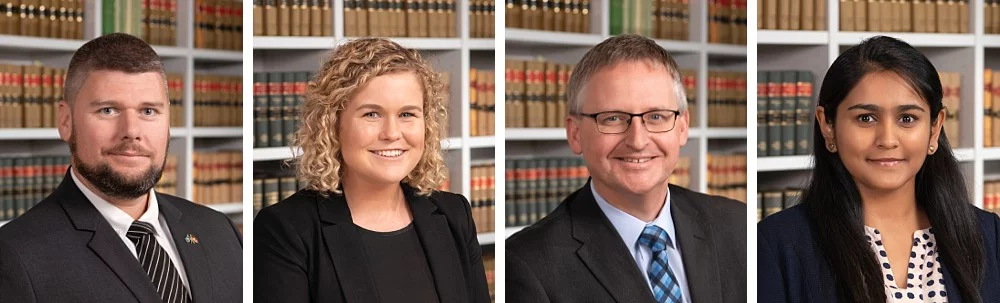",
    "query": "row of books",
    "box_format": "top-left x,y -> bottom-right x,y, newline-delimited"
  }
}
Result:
985,69 -> 1000,148
252,173 -> 305,216
504,58 -> 571,129
939,72 -> 961,148
0,63 -> 64,129
984,180 -> 1000,214
253,72 -> 309,148
154,155 -> 179,196
707,153 -> 747,203
0,0 -> 85,39
707,71 -> 747,127
757,70 -> 814,157
167,74 -> 184,127
470,68 -> 495,136
193,0 -> 243,50
193,74 -> 243,127
609,0 -> 691,42
757,188 -> 801,221
708,0 -> 748,45
471,163 -> 495,233
252,0 -> 332,37
102,0 -> 177,46
986,1 -> 1000,34
669,156 -> 692,188
0,155 -> 70,221
470,0 -> 495,38
758,0 -> 827,31
192,151 -> 242,205
504,157 -> 589,227
839,0 -> 969,33
343,0 -> 458,37
505,0 -> 591,33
